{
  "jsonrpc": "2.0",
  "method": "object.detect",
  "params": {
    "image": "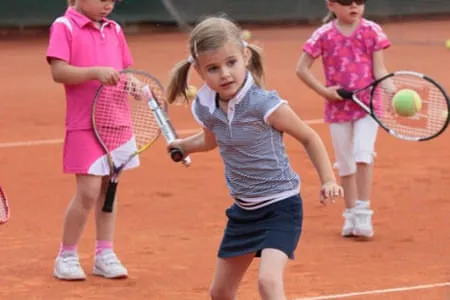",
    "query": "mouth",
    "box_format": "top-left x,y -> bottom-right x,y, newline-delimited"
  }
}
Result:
220,81 -> 235,89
